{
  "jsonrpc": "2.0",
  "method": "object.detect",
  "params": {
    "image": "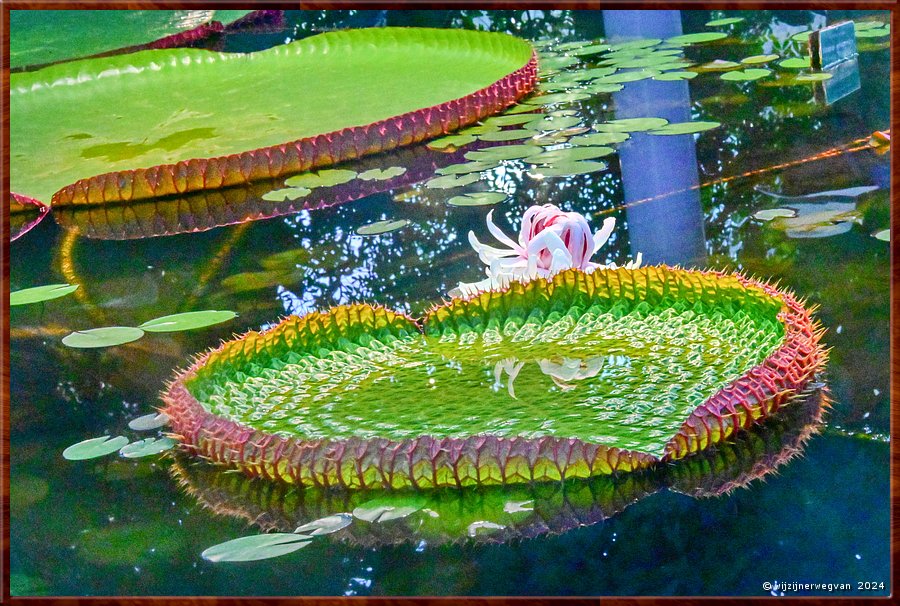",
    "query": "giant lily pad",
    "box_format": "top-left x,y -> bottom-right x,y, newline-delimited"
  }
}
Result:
163,267 -> 825,489
12,28 -> 536,206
